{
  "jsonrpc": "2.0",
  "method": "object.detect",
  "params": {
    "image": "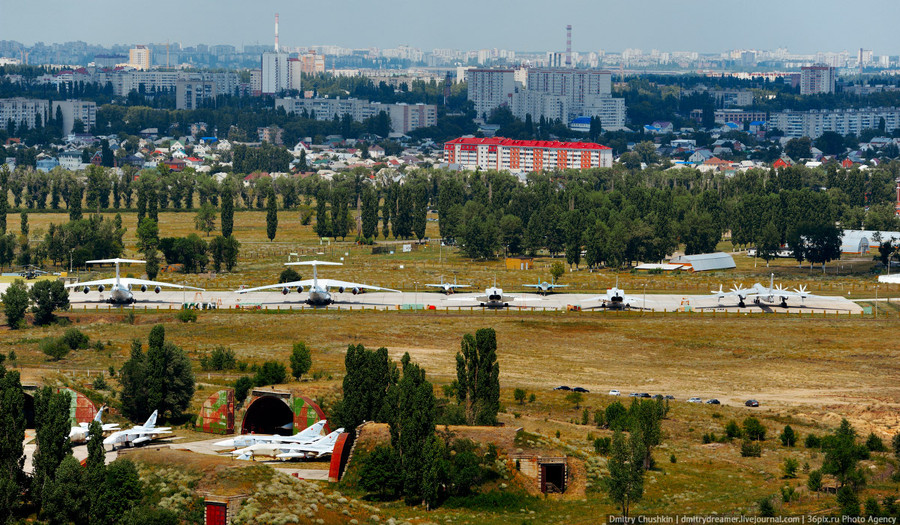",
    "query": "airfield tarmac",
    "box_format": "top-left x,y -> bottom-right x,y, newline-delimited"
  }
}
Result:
64,289 -> 865,314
